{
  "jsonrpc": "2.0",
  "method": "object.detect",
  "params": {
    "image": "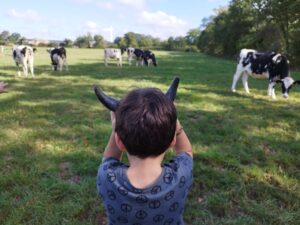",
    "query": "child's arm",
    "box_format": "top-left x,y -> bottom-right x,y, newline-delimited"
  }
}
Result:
103,112 -> 123,160
174,119 -> 193,158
